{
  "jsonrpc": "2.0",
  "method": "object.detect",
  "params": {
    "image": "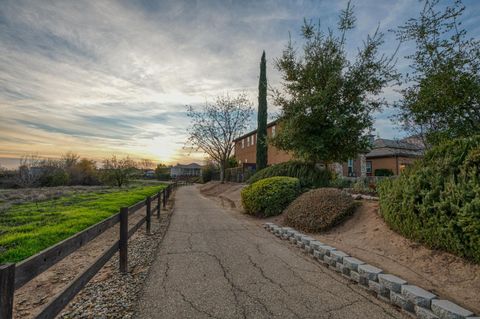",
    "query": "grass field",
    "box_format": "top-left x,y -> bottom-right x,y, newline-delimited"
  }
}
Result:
0,183 -> 166,263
